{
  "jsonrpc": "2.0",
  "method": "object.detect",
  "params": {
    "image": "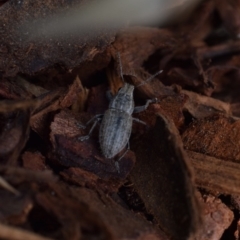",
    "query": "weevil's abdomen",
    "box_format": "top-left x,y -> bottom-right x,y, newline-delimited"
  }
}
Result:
99,109 -> 132,158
